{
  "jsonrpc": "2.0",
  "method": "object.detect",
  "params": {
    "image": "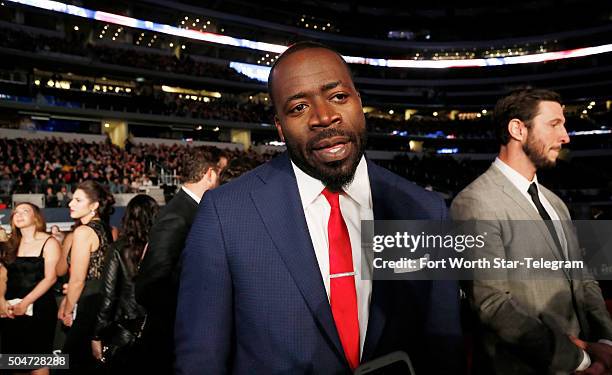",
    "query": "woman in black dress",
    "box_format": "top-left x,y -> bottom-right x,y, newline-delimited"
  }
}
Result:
0,202 -> 61,375
58,180 -> 114,374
